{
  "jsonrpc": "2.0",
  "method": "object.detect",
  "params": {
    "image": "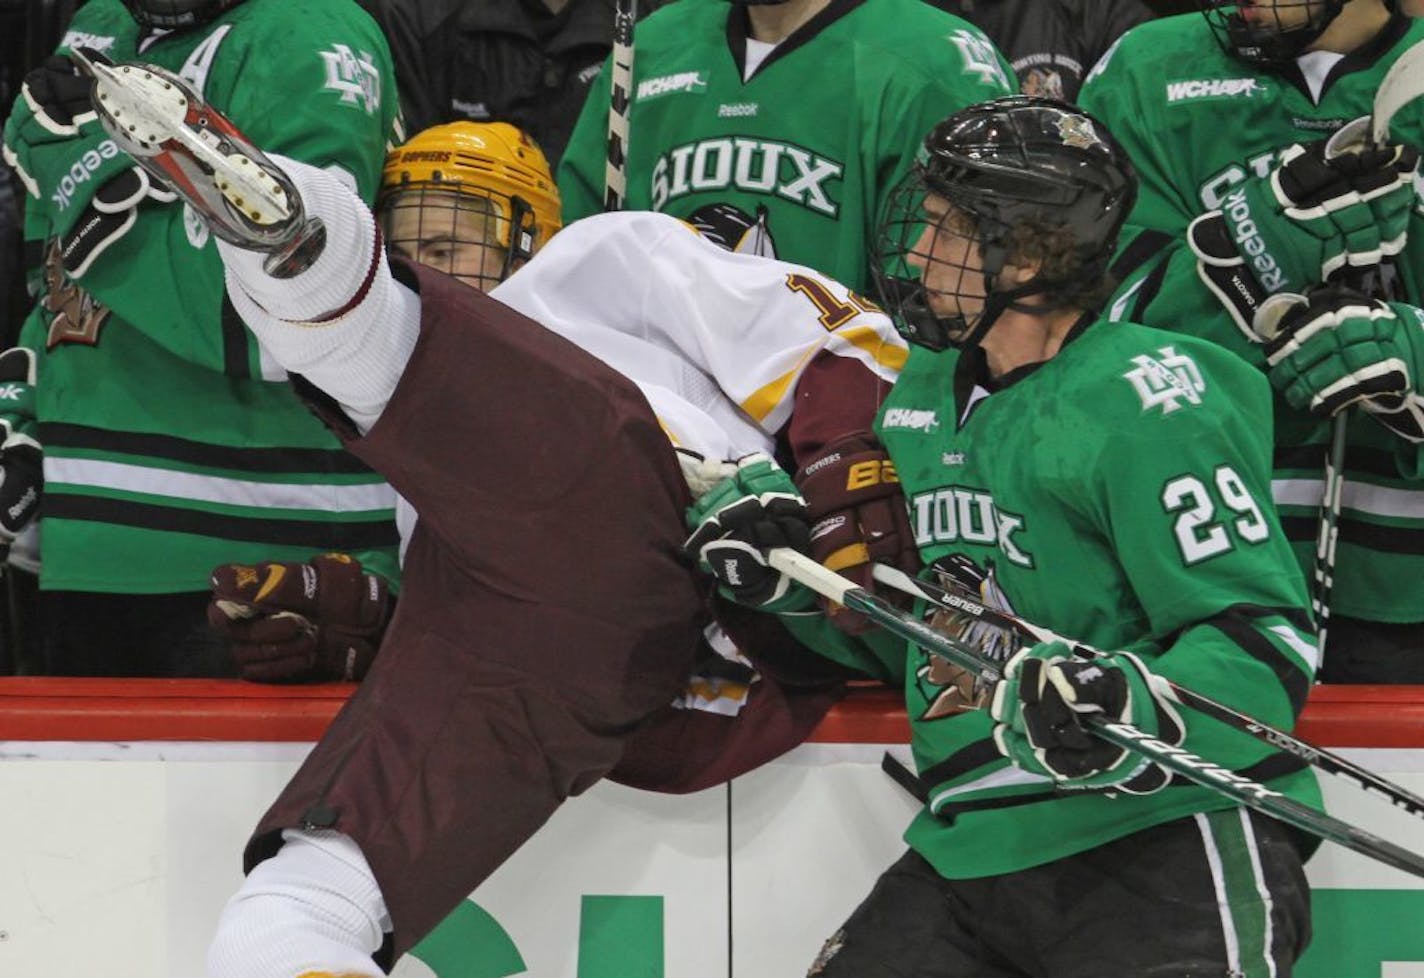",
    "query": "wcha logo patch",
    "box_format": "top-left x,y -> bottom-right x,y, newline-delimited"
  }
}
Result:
1165,77 -> 1264,104
636,71 -> 708,101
